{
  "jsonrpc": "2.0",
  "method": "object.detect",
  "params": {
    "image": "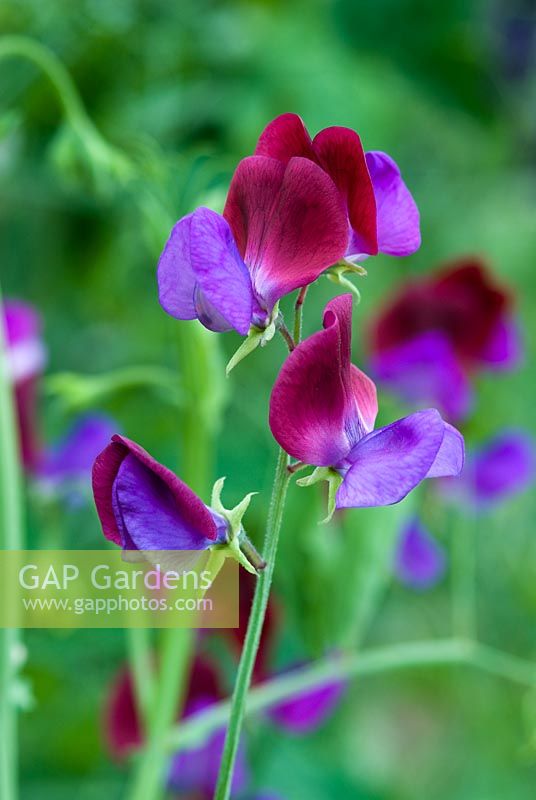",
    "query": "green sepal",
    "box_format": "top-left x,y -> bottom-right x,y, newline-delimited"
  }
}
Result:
225,303 -> 279,376
296,466 -> 343,524
210,477 -> 261,574
326,260 -> 367,303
